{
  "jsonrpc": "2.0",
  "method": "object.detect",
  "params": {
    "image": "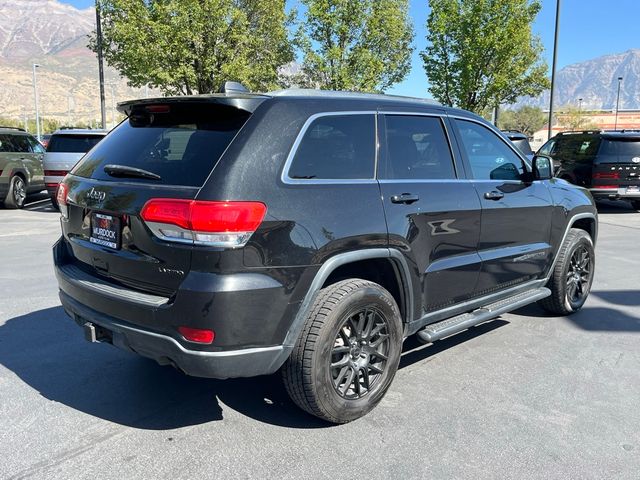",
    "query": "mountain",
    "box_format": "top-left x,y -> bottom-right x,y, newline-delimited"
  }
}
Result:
511,49 -> 640,111
0,0 -> 152,127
